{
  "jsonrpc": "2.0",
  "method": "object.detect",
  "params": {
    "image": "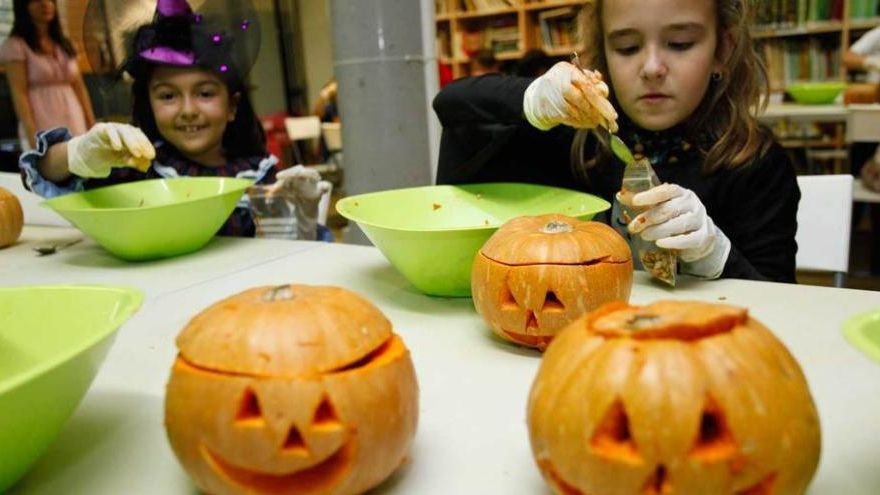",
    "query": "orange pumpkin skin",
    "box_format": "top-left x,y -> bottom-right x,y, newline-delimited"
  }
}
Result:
0,187 -> 23,248
472,214 -> 633,350
165,285 -> 419,495
528,300 -> 821,495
